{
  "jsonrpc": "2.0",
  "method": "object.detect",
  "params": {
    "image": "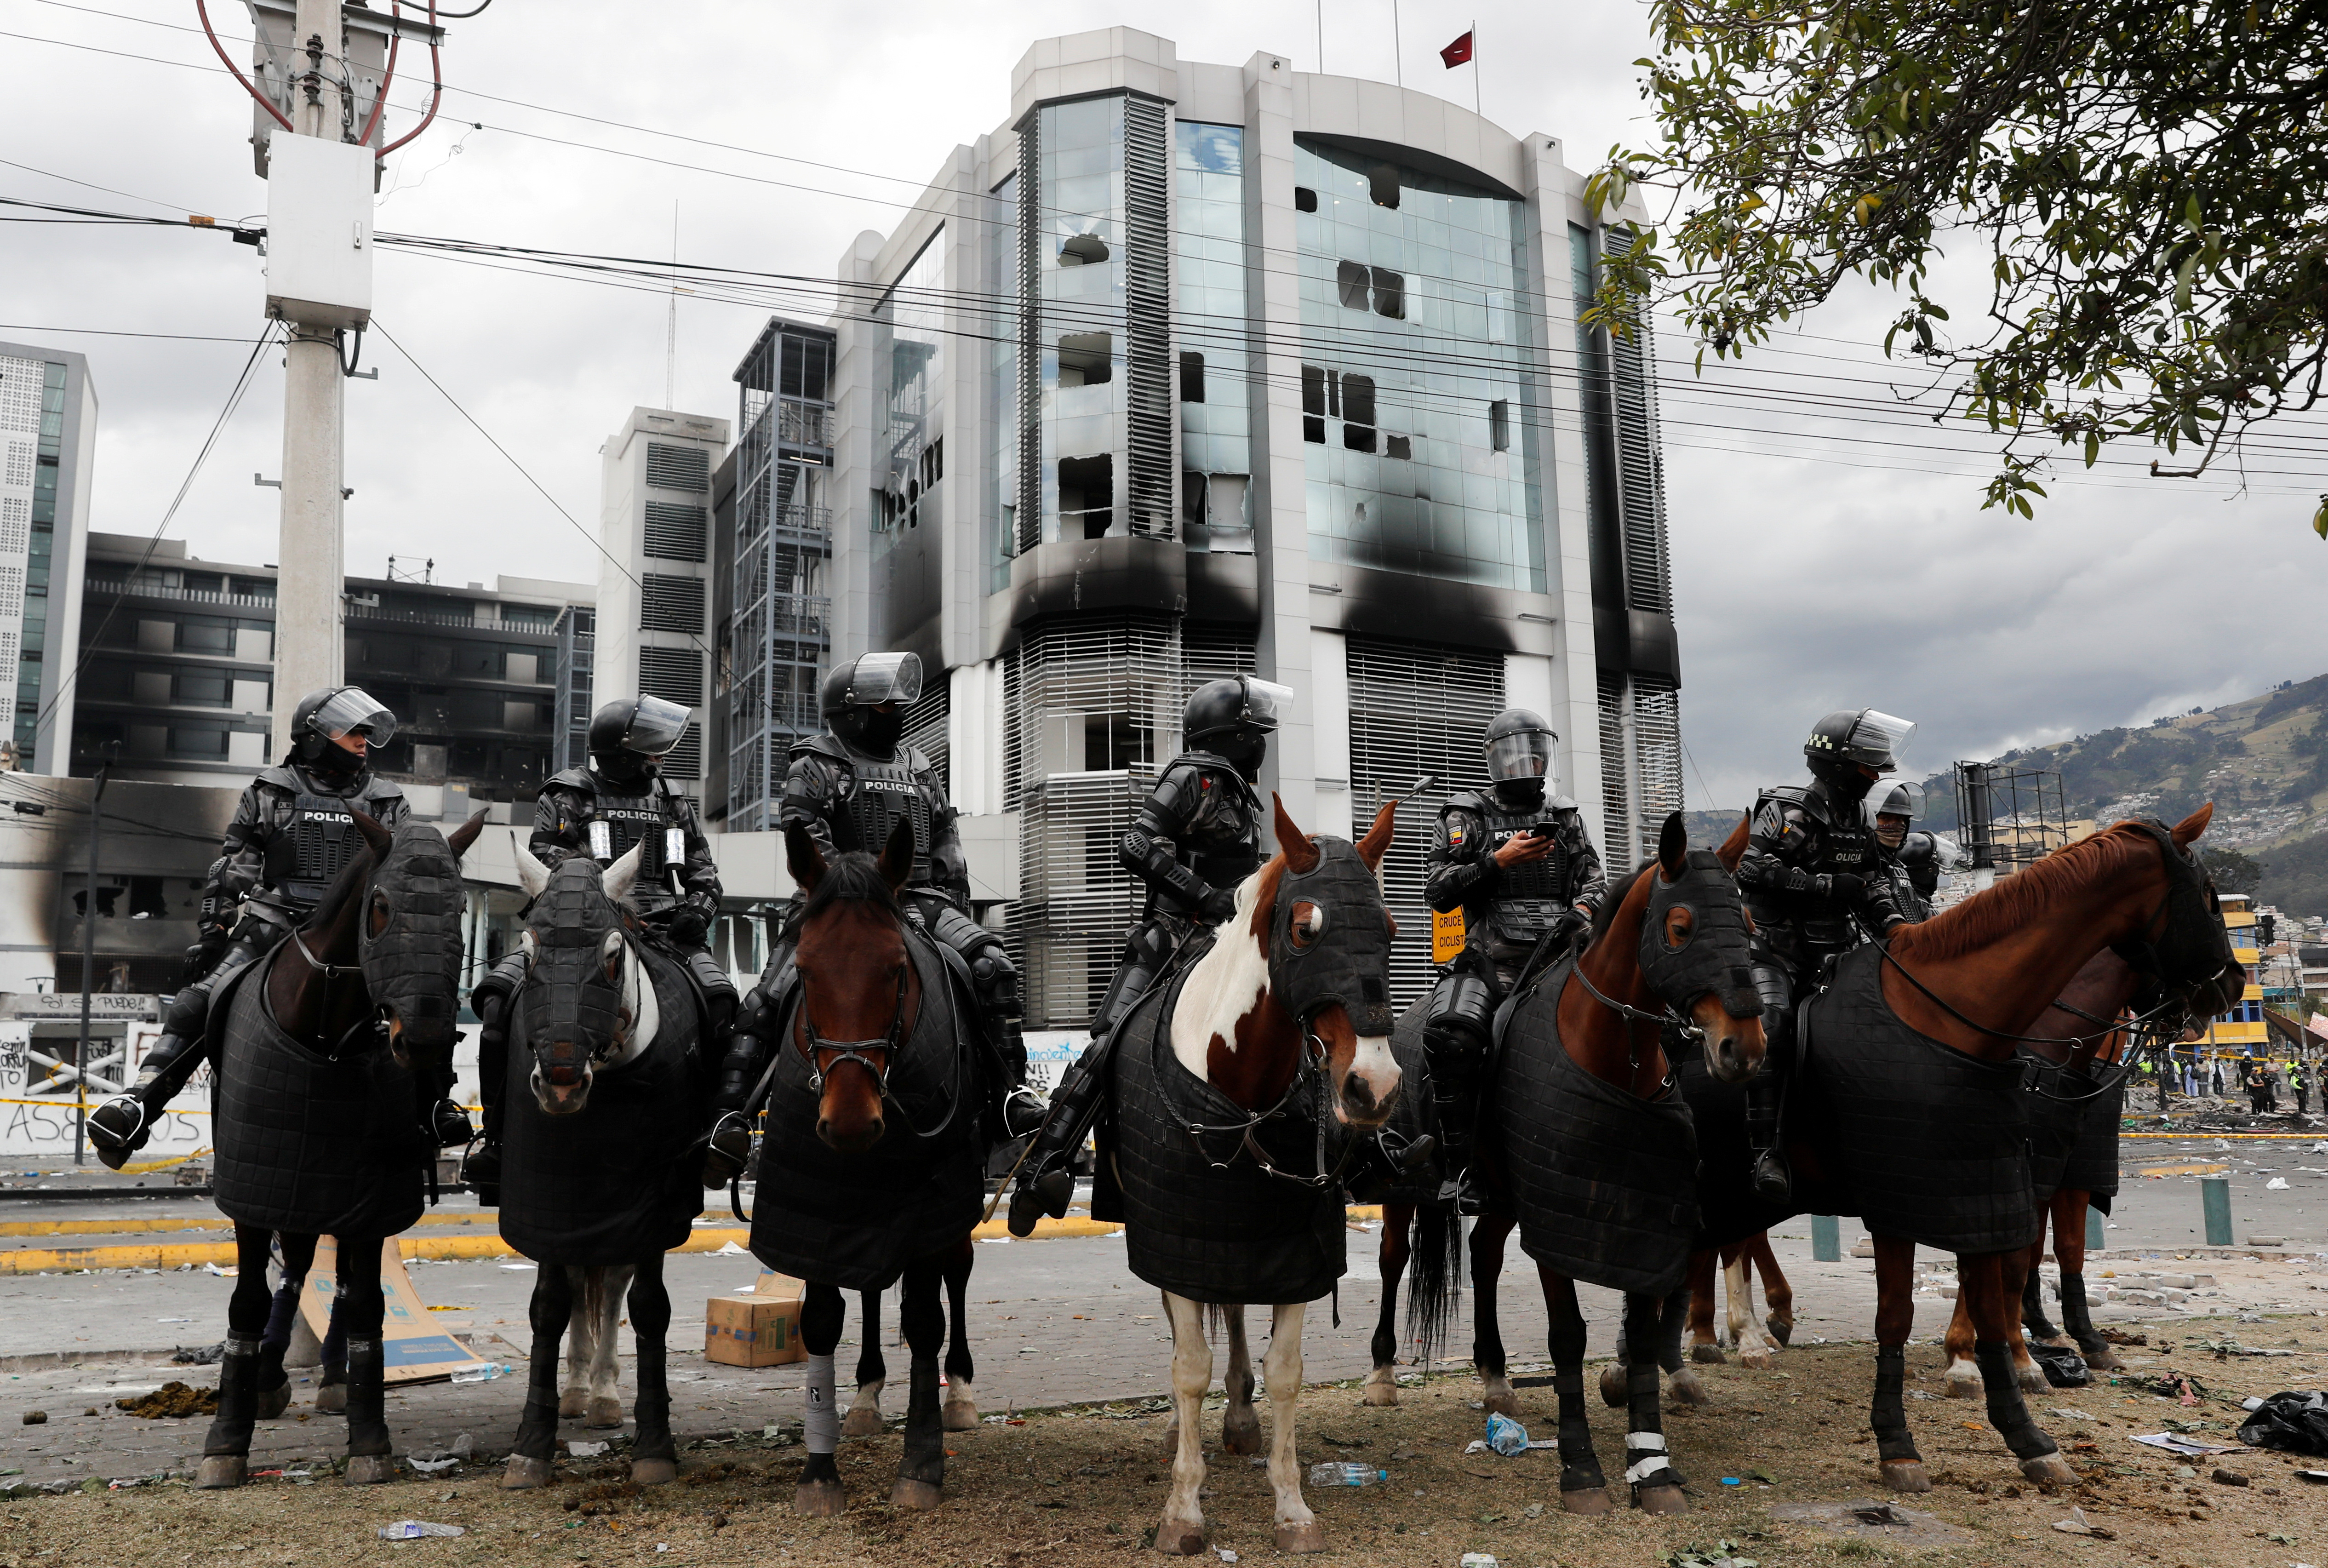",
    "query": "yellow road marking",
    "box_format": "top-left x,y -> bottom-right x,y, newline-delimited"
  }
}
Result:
2139,1163 -> 2229,1177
